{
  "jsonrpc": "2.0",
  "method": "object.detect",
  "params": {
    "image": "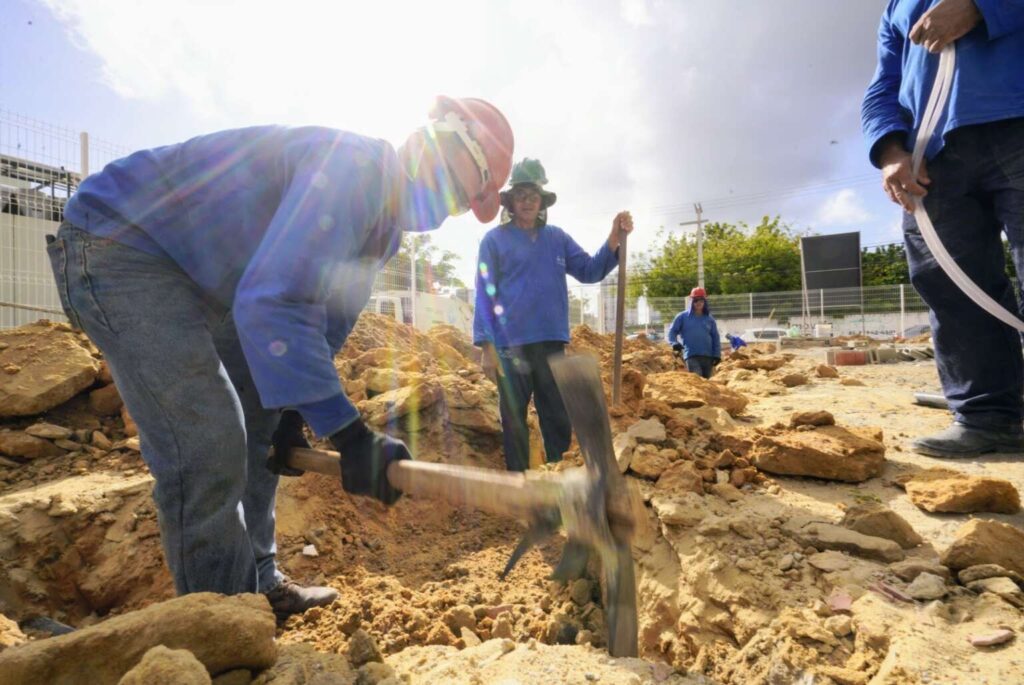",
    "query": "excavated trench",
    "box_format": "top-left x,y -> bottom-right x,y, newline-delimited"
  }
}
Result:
3,318 -> 1024,684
